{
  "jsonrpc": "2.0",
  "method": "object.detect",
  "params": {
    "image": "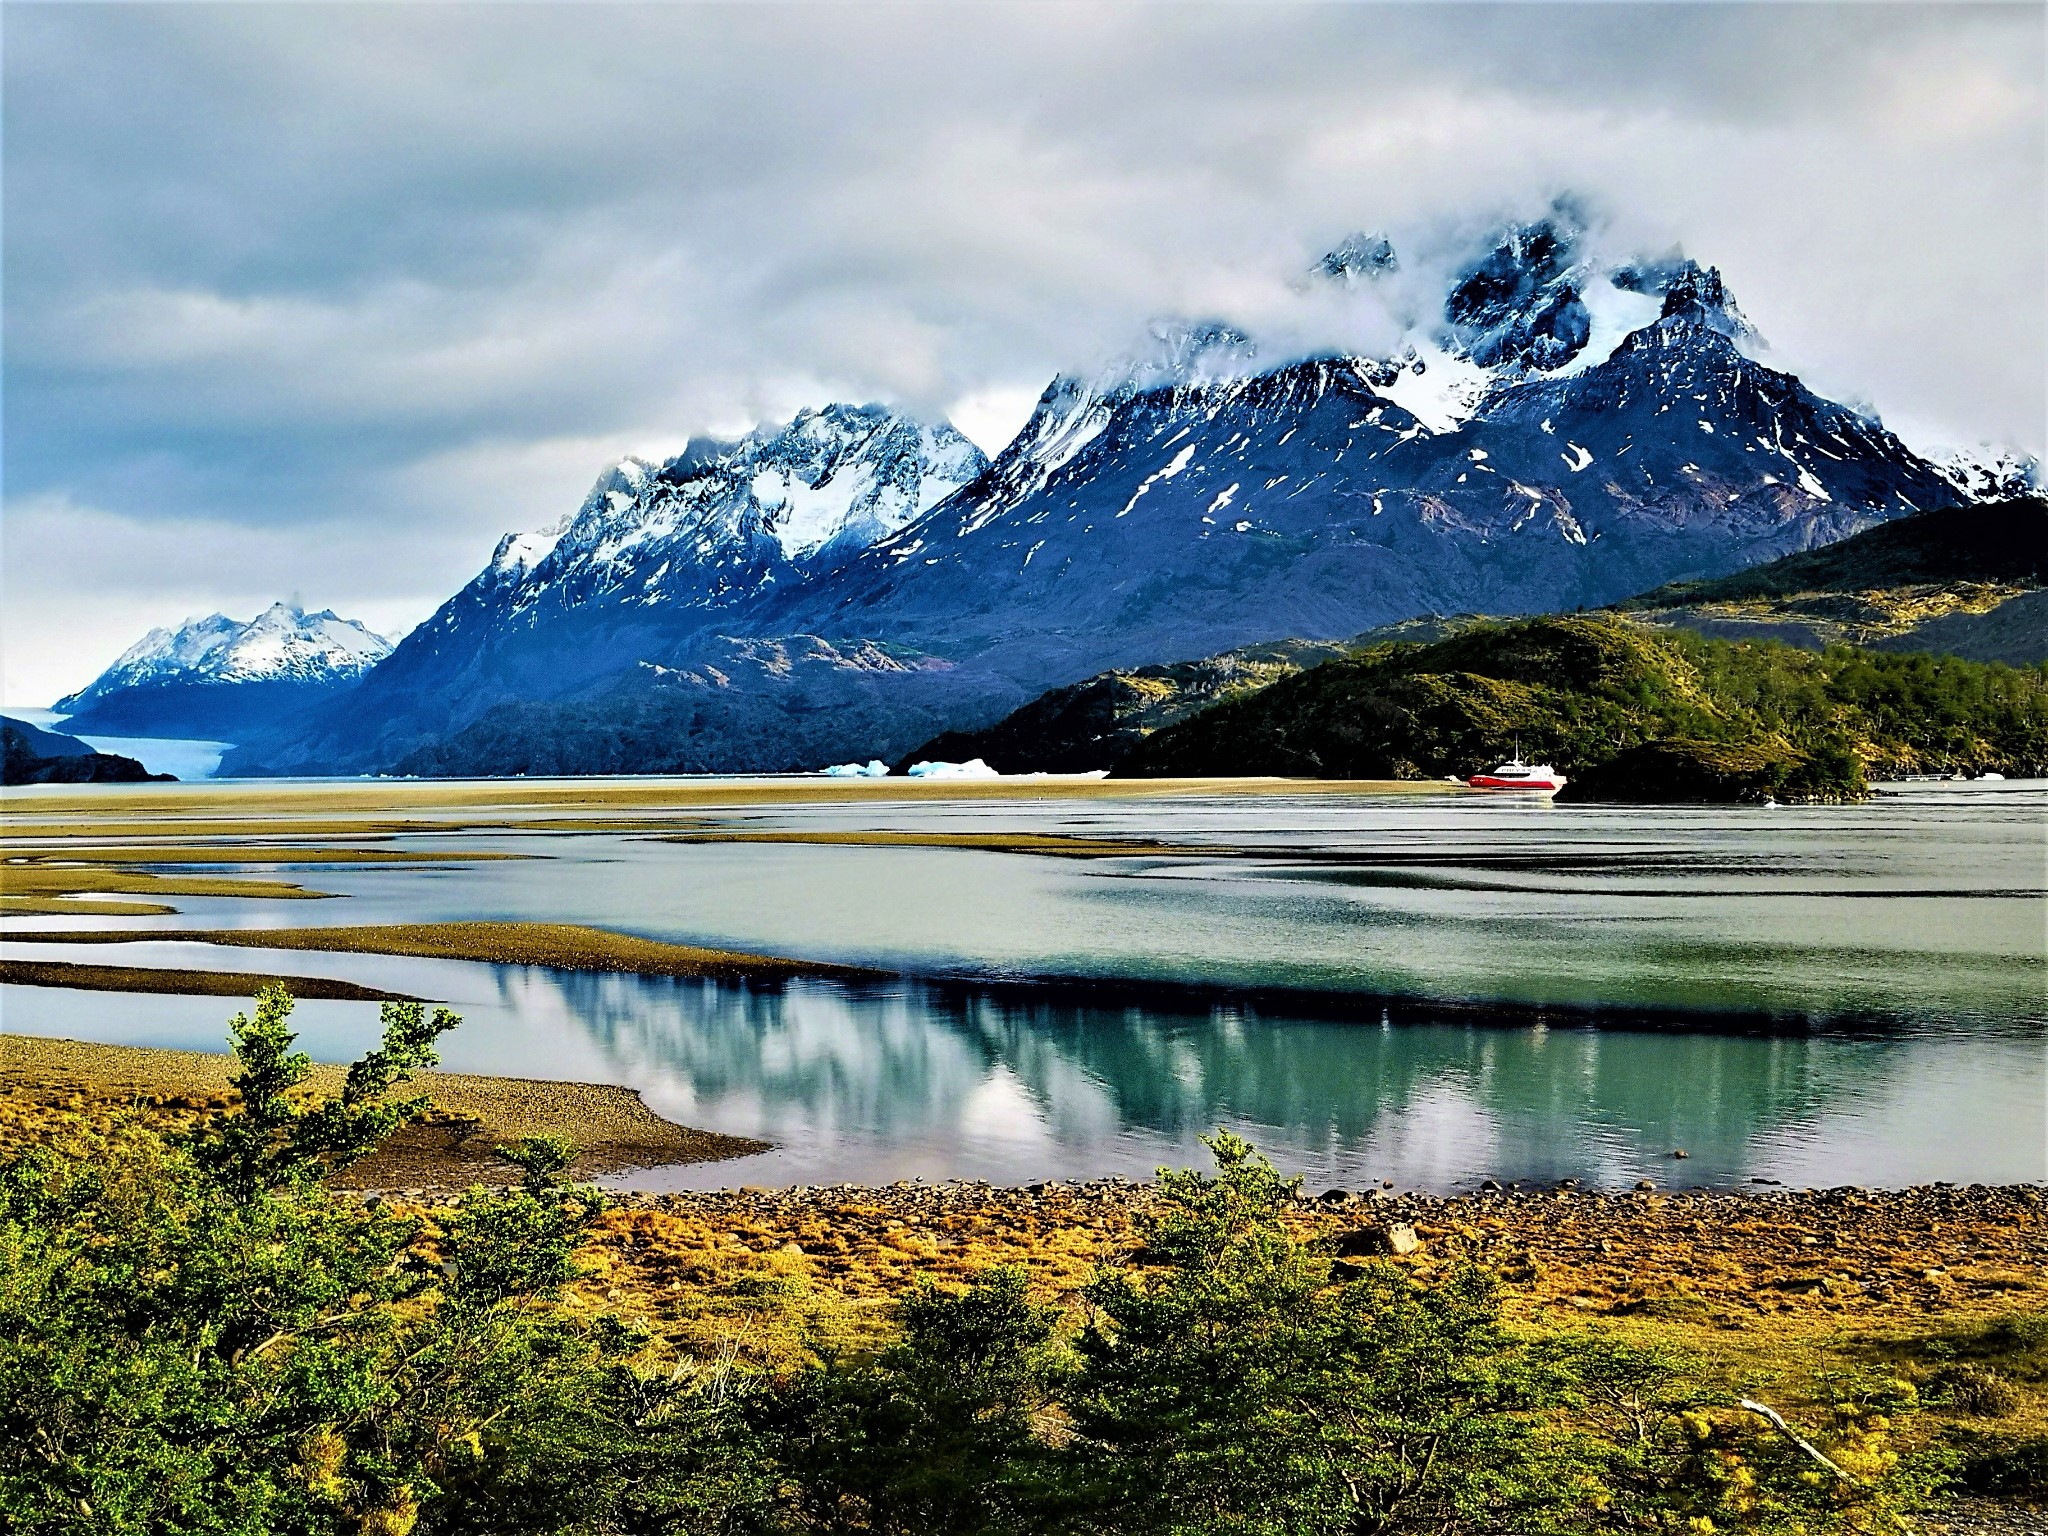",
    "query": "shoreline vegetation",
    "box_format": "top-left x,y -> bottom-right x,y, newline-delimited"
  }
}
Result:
1116,615 -> 2048,799
2,997 -> 2042,1533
